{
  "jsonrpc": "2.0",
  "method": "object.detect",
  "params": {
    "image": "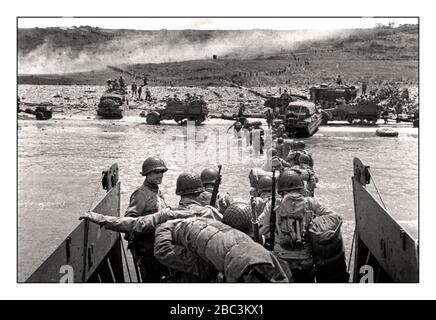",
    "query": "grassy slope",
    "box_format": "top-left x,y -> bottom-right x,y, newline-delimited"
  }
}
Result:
18,25 -> 418,87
